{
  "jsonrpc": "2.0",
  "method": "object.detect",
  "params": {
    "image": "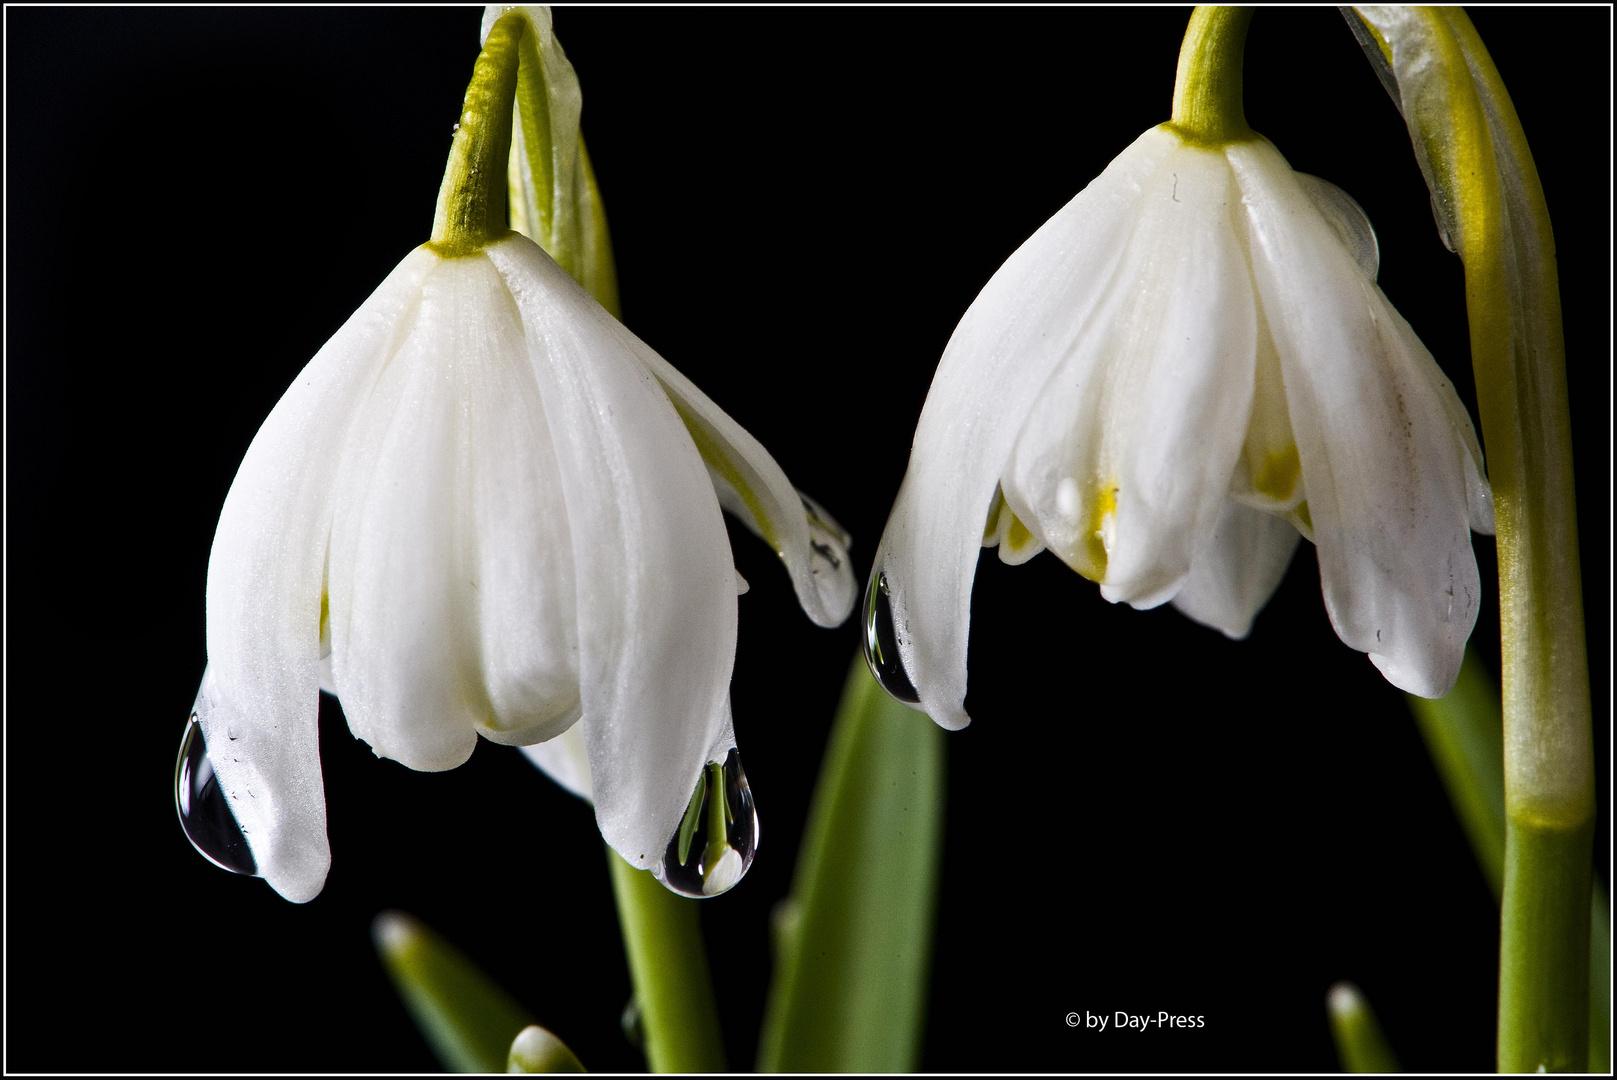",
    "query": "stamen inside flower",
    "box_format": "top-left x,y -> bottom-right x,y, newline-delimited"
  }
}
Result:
1253,445 -> 1301,503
